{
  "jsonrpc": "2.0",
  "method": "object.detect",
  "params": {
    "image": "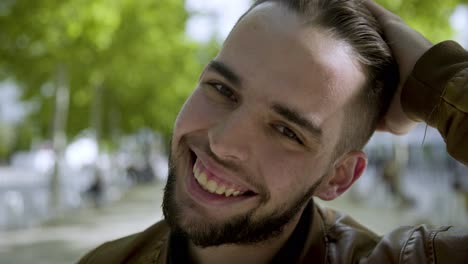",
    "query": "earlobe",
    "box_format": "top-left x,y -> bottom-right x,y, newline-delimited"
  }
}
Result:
316,151 -> 367,201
